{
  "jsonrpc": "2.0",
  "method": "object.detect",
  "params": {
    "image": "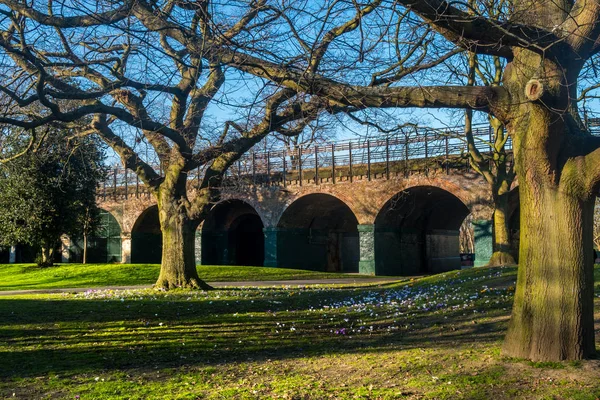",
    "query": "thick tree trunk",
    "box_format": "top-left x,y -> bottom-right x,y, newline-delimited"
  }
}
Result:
499,33 -> 597,360
502,185 -> 596,360
154,199 -> 212,290
488,192 -> 516,266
